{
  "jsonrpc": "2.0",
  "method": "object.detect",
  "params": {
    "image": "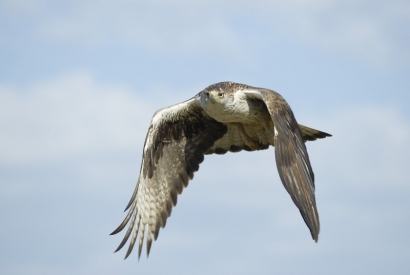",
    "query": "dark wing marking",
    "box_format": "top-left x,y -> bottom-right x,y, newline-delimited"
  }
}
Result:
206,123 -> 330,155
206,122 -> 271,154
111,95 -> 227,258
244,88 -> 321,241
